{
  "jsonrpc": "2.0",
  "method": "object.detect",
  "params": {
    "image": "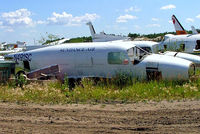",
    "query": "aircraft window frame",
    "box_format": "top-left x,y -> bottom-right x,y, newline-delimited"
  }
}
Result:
107,52 -> 127,65
140,47 -> 152,53
127,46 -> 149,65
134,46 -> 149,59
179,44 -> 185,51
